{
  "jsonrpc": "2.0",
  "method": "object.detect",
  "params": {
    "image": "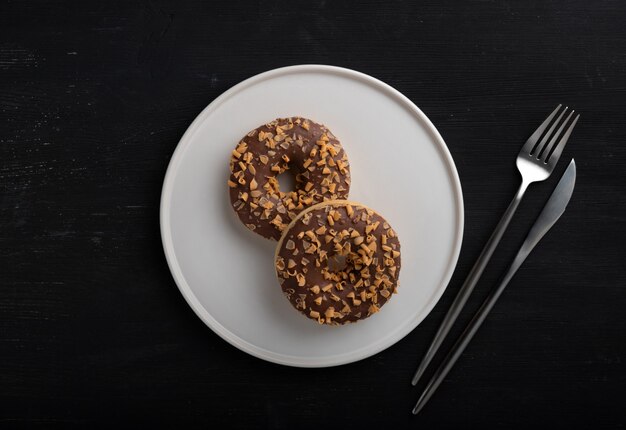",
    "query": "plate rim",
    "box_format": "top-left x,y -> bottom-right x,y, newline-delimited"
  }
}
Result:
160,64 -> 464,367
